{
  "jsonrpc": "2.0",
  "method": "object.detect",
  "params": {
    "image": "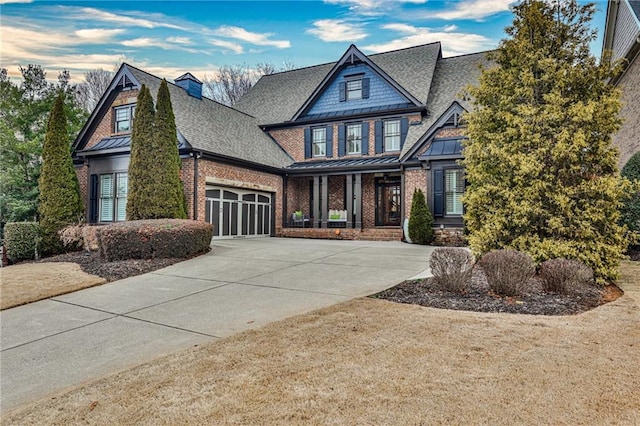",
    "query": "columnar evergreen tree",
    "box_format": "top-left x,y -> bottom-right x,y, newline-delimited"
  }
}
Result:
154,79 -> 187,219
126,84 -> 156,220
462,0 -> 628,283
127,82 -> 186,220
38,93 -> 84,254
408,188 -> 434,245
